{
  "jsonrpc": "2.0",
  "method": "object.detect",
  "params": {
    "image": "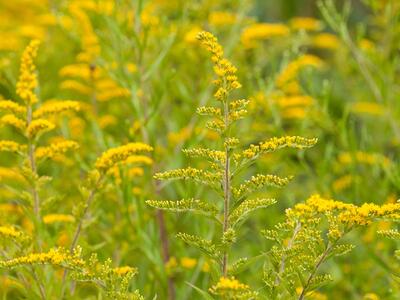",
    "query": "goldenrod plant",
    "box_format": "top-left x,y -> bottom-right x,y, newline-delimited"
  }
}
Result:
147,31 -> 317,298
0,40 -> 148,299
